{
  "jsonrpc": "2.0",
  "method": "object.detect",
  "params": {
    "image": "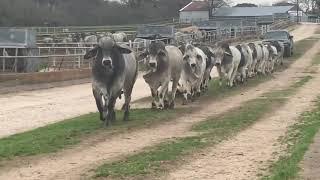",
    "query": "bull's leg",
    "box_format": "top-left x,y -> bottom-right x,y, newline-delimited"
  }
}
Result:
170,79 -> 178,109
105,96 -> 116,126
163,87 -> 170,109
150,87 -> 158,109
216,66 -> 224,86
229,65 -> 238,87
122,86 -> 134,121
93,89 -> 104,121
158,82 -> 169,110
